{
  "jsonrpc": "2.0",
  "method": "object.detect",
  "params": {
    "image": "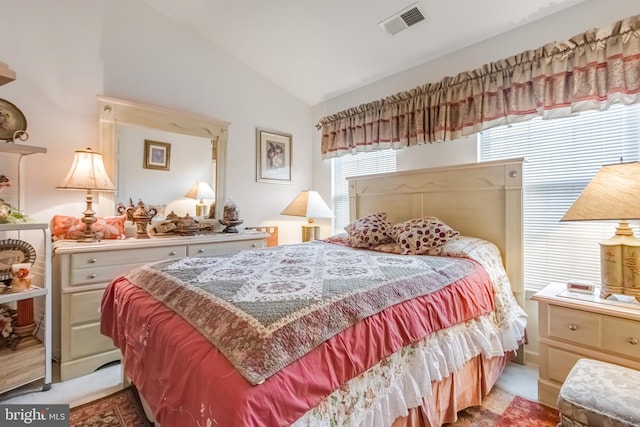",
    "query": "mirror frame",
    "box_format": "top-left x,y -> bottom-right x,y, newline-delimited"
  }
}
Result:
97,95 -> 229,221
